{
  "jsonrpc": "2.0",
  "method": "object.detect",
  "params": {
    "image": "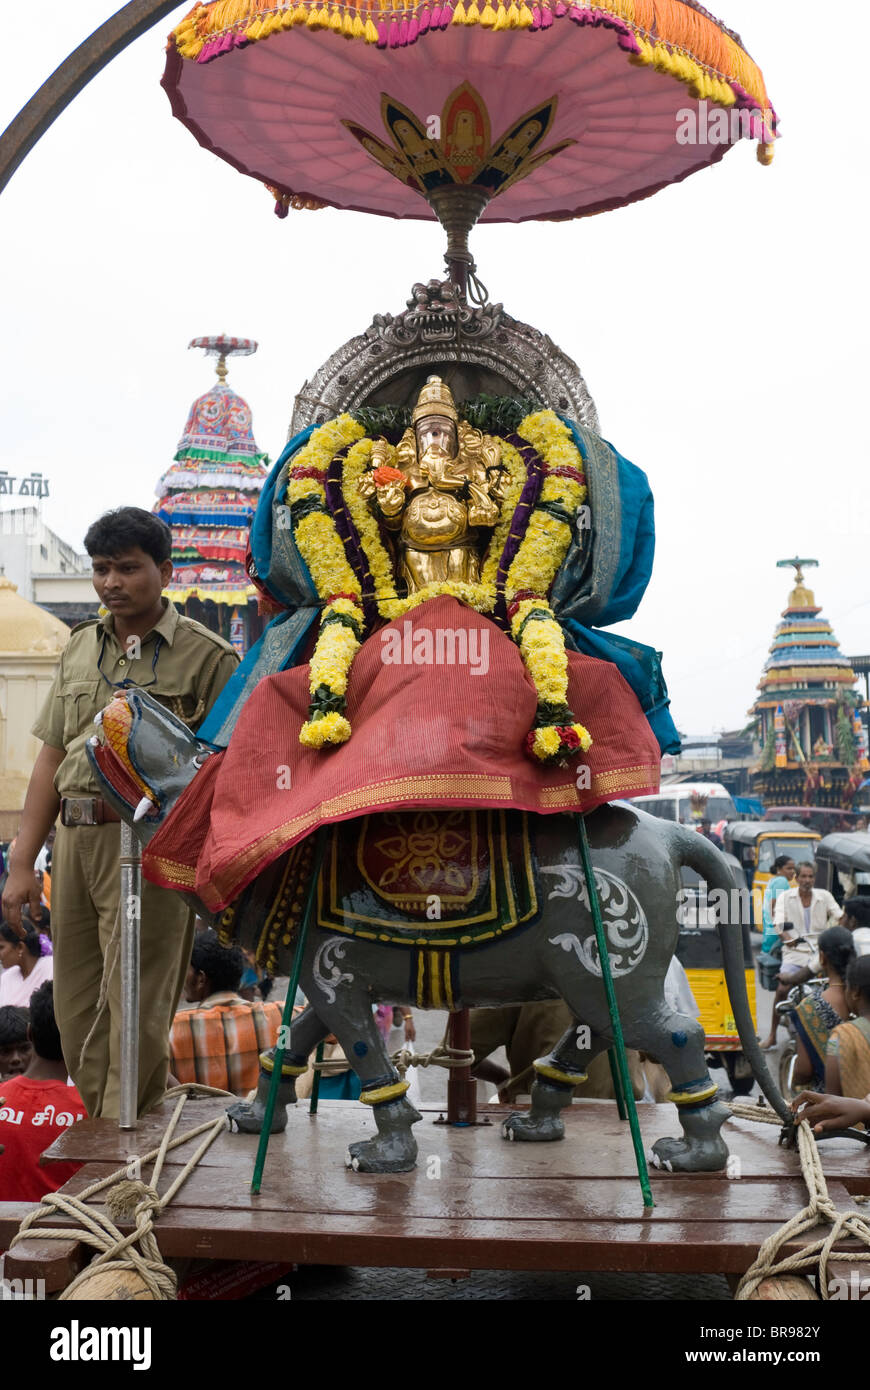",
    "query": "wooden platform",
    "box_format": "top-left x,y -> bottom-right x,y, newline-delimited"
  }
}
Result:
3,1099 -> 870,1291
